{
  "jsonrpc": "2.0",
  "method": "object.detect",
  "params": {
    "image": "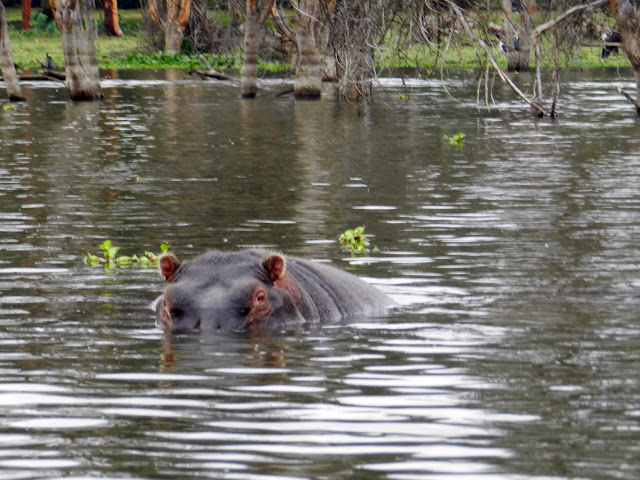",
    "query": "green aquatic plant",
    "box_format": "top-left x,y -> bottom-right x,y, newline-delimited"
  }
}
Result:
444,131 -> 466,146
85,241 -> 170,268
339,226 -> 378,255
